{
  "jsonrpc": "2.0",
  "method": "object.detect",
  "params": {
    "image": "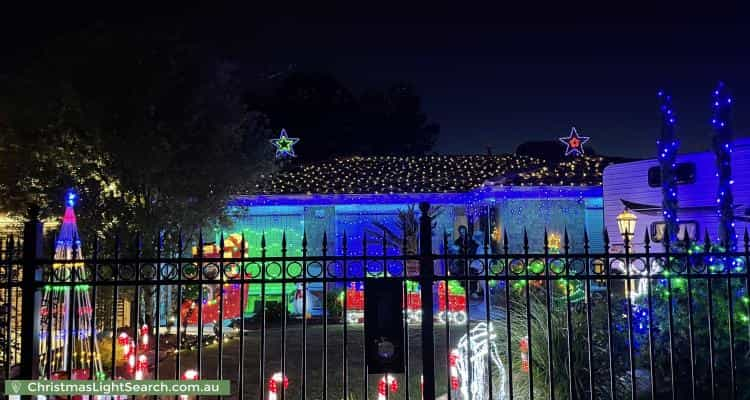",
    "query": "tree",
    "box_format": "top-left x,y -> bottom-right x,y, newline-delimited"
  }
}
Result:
0,24 -> 271,246
711,82 -> 736,249
657,91 -> 680,245
244,71 -> 439,163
